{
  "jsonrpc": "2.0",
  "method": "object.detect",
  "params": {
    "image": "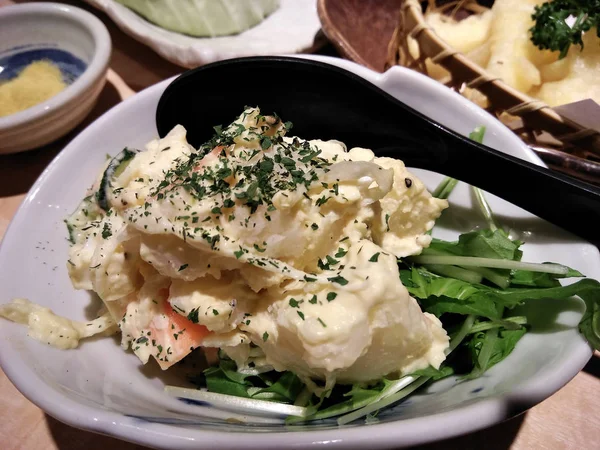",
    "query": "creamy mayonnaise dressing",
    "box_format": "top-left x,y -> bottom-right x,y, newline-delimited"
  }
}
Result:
0,298 -> 116,349
1,108 -> 449,388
